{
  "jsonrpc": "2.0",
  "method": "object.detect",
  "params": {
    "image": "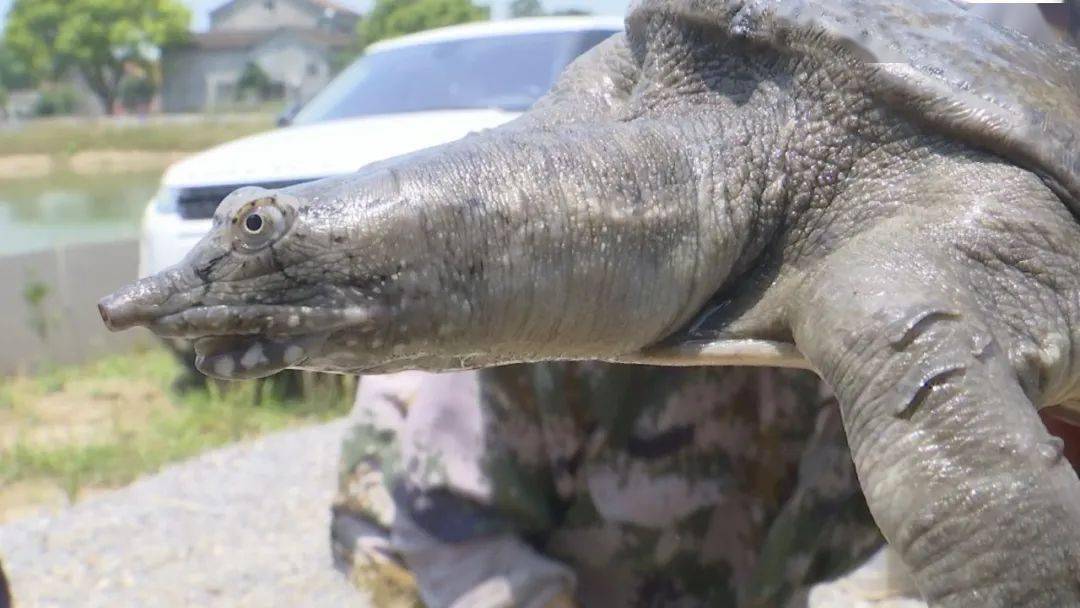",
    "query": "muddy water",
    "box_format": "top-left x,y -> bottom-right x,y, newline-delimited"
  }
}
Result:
0,171 -> 161,256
